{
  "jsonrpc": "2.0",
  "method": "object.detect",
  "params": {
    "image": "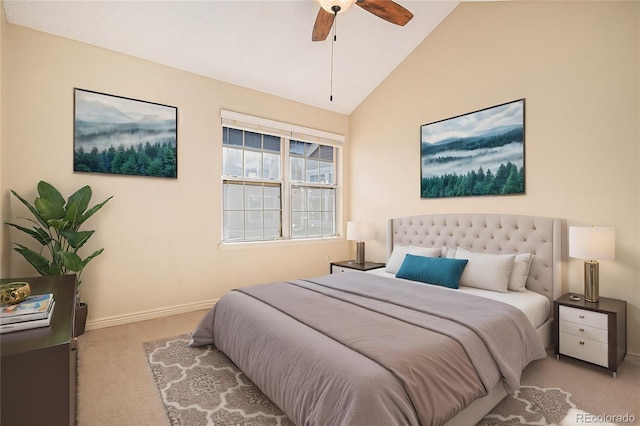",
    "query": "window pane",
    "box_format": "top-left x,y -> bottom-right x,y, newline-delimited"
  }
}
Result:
290,157 -> 304,182
264,135 -> 280,152
245,185 -> 262,210
223,183 -> 244,210
264,210 -> 280,238
223,147 -> 242,177
322,211 -> 335,236
308,144 -> 320,159
322,188 -> 335,212
223,211 -> 244,241
290,140 -> 308,156
291,187 -> 305,212
245,211 -> 263,239
291,212 -> 307,238
306,159 -> 319,183
244,150 -> 261,178
245,131 -> 261,149
308,212 -> 322,237
319,145 -> 333,161
227,128 -> 243,146
319,160 -> 333,184
264,186 -> 281,210
263,152 -> 280,180
308,188 -> 322,211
